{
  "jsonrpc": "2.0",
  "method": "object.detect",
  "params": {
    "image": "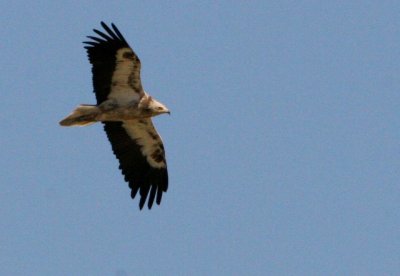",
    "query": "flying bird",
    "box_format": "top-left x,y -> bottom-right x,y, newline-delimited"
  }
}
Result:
60,22 -> 170,210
